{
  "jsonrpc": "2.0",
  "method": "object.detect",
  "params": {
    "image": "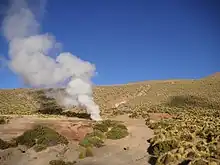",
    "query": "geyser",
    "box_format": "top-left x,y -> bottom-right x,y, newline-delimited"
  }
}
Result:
1,0 -> 102,121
